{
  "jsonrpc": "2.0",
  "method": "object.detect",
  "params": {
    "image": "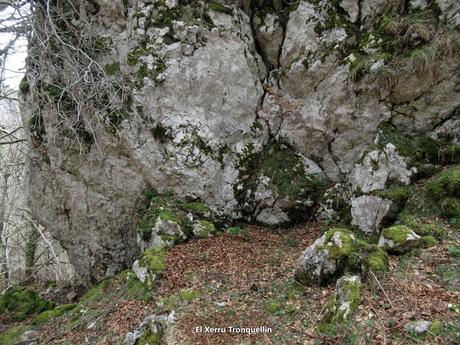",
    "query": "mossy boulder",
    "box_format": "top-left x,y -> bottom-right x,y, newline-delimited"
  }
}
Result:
133,247 -> 167,289
0,287 -> 54,322
139,192 -> 215,248
378,225 -> 421,254
192,220 -> 216,238
404,319 -> 441,336
294,228 -> 357,285
318,275 -> 362,332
